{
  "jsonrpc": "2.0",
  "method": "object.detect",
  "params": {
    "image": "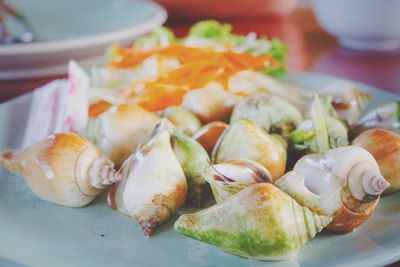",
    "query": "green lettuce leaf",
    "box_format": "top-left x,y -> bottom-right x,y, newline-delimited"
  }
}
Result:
188,20 -> 233,40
